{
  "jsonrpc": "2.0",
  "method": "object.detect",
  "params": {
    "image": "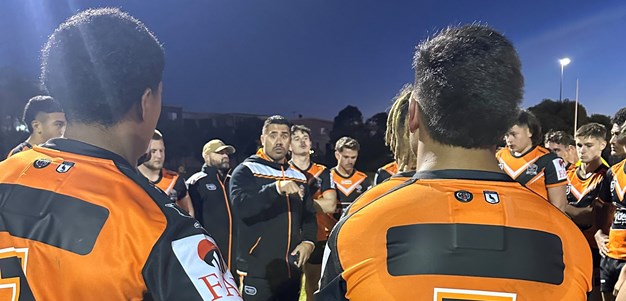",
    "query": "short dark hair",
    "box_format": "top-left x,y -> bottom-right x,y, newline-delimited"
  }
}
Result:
613,107 -> 626,126
262,115 -> 290,134
618,126 -> 626,145
41,8 -> 165,126
335,137 -> 360,152
514,110 -> 542,146
22,95 -> 63,133
413,24 -> 523,149
544,130 -> 575,147
291,125 -> 311,136
575,122 -> 606,141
